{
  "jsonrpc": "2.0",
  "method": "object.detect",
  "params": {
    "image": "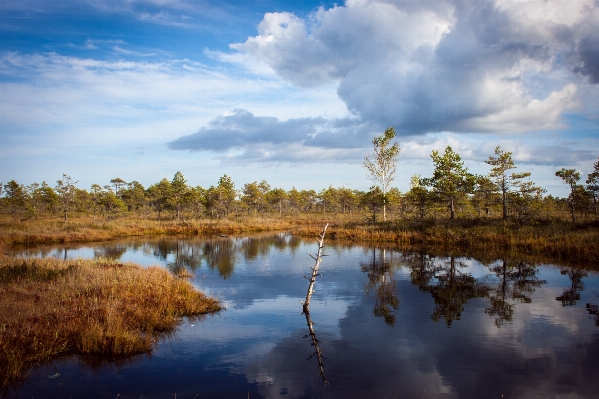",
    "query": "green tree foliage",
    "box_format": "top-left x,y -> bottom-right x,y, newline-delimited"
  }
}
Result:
38,181 -> 58,214
485,146 -> 531,219
55,174 -> 79,223
187,186 -> 206,219
472,175 -> 499,218
405,175 -> 430,220
147,178 -> 172,220
337,187 -> 359,214
120,181 -> 146,212
362,186 -> 384,223
555,168 -> 581,222
110,178 -> 127,196
318,186 -> 339,213
586,157 -> 599,218
364,127 -> 401,221
267,188 -> 288,214
287,187 -> 302,214
170,171 -> 189,221
422,146 -> 476,220
508,181 -> 546,225
3,180 -> 27,219
90,184 -> 127,220
26,183 -> 46,219
216,175 -> 236,217
242,181 -> 267,215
